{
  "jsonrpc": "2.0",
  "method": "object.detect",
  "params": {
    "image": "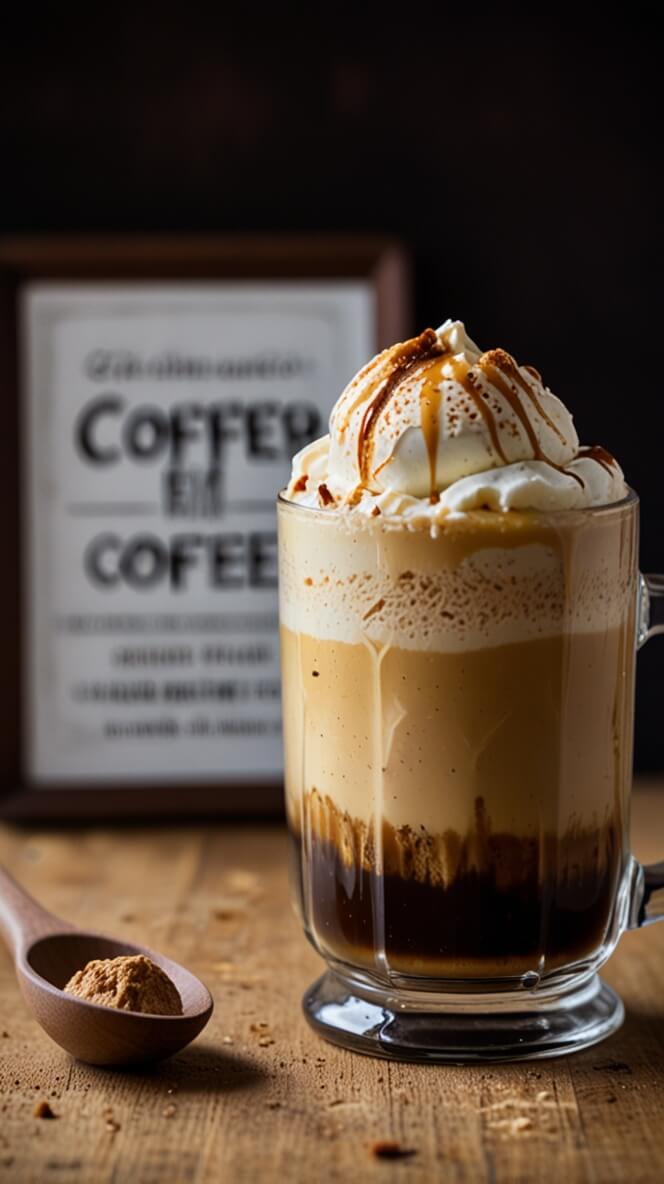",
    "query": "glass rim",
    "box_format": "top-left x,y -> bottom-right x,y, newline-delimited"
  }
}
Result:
276,485 -> 639,522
